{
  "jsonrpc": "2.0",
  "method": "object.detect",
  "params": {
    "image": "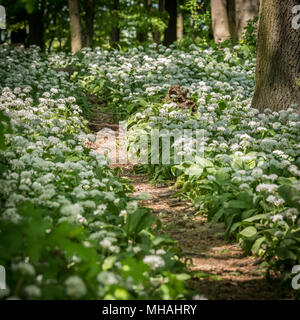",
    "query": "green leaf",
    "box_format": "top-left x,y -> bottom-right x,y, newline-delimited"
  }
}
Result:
244,214 -> 266,222
278,185 -> 300,209
185,164 -> 203,177
228,200 -> 249,209
241,209 -> 257,219
175,273 -> 191,281
251,236 -> 265,253
103,256 -> 117,271
120,257 -> 150,282
230,222 -> 241,233
276,247 -> 297,261
239,226 -> 257,238
193,272 -> 222,280
211,208 -> 224,224
124,208 -> 157,236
